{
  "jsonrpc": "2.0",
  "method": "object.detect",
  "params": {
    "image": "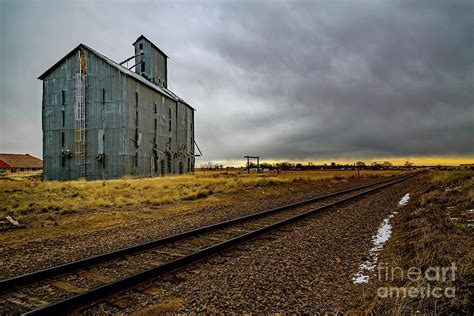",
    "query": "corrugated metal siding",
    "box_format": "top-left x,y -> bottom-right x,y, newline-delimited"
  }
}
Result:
42,53 -> 80,180
134,38 -> 167,85
42,46 -> 195,181
83,49 -> 124,180
122,76 -> 186,177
